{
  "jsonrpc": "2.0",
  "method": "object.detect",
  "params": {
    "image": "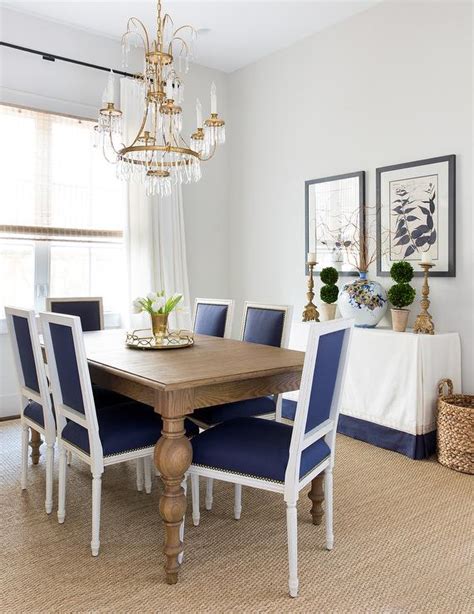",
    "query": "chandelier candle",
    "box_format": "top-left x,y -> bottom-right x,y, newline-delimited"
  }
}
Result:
211,82 -> 217,114
96,0 -> 226,197
196,99 -> 203,128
